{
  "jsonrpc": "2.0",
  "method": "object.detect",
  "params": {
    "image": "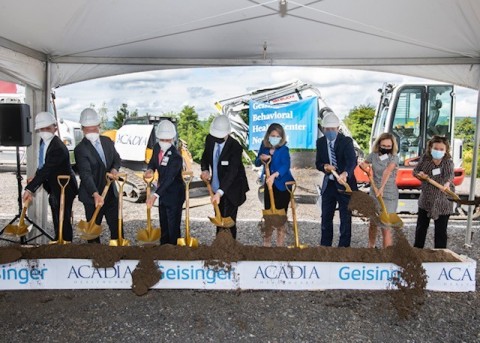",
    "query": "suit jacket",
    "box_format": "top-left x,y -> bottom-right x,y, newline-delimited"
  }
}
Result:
26,135 -> 78,197
255,143 -> 294,191
147,143 -> 185,206
74,136 -> 121,205
315,133 -> 358,193
201,134 -> 249,207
